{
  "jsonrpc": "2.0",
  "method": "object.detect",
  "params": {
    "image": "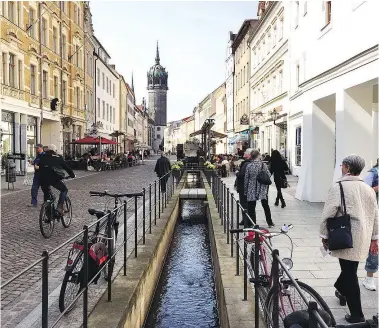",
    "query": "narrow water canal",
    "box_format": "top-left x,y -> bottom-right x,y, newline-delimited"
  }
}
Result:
144,200 -> 219,328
